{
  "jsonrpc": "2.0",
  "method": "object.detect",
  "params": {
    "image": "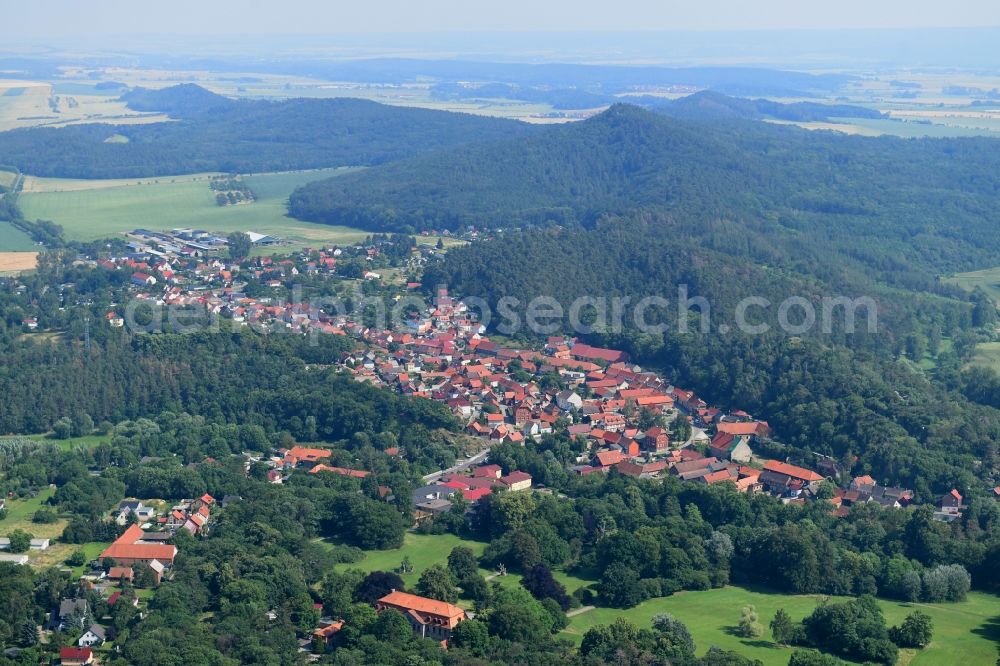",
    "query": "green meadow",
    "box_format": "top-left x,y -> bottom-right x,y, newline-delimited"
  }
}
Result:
26,432 -> 112,451
0,221 -> 37,251
328,532 -> 594,596
18,168 -> 370,249
944,266 -> 1000,304
1,485 -> 111,571
561,585 -> 1000,666
0,169 -> 17,189
326,531 -> 1000,664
